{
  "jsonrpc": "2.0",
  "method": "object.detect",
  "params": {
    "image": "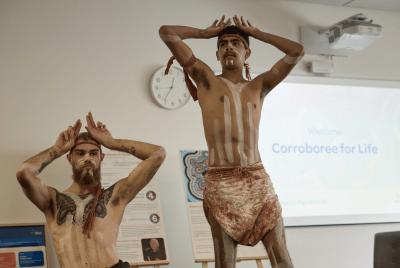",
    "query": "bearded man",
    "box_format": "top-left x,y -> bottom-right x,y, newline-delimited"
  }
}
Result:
159,15 -> 304,268
16,112 -> 166,268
